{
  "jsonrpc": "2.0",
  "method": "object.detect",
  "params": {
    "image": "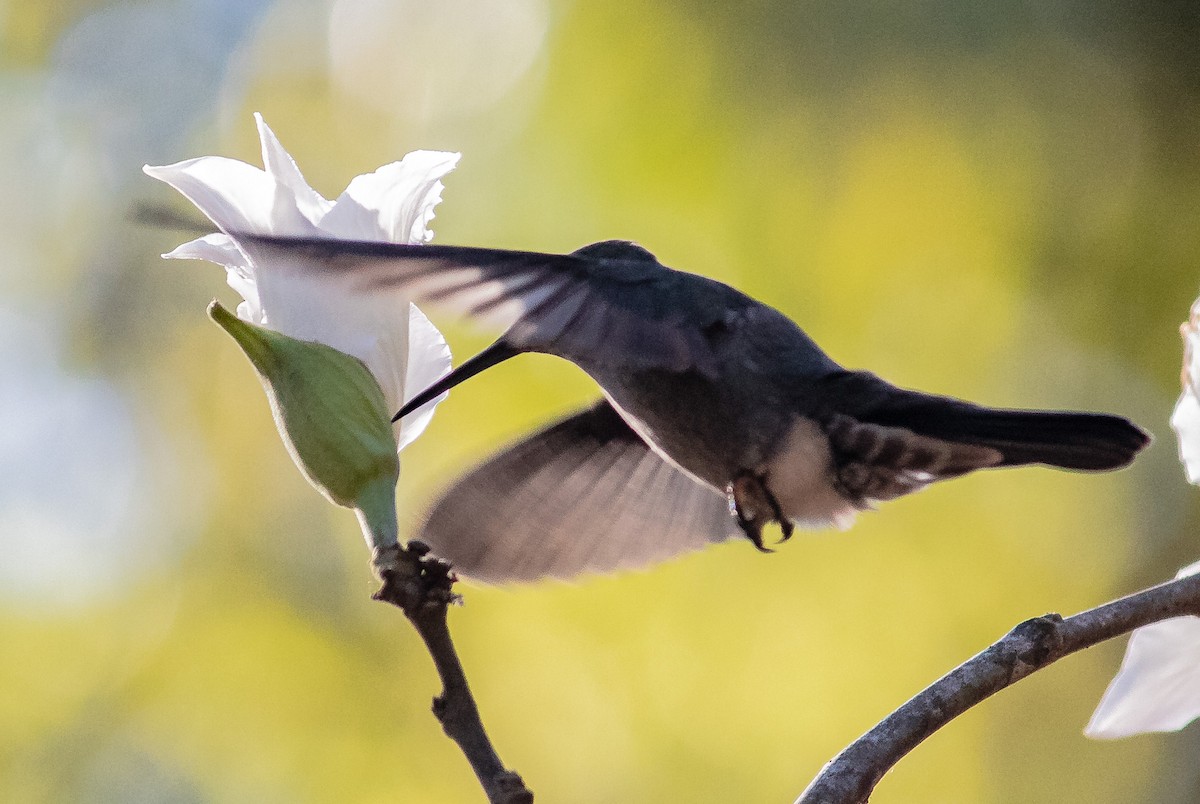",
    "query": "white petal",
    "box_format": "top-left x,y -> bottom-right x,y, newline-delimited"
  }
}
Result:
228,271 -> 266,326
143,157 -> 317,237
1185,299 -> 1200,384
1175,311 -> 1200,484
396,303 -> 453,451
251,264 -> 412,408
354,294 -> 411,418
161,233 -> 265,325
162,232 -> 246,268
1171,387 -> 1200,484
1086,560 -> 1200,739
318,150 -> 460,242
255,112 -> 333,225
